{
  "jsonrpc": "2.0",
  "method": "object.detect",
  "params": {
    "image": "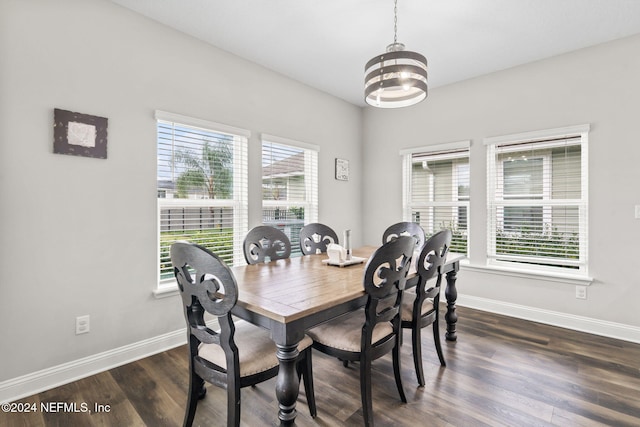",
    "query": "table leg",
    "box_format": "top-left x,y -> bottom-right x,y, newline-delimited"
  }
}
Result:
444,266 -> 459,341
275,343 -> 300,426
